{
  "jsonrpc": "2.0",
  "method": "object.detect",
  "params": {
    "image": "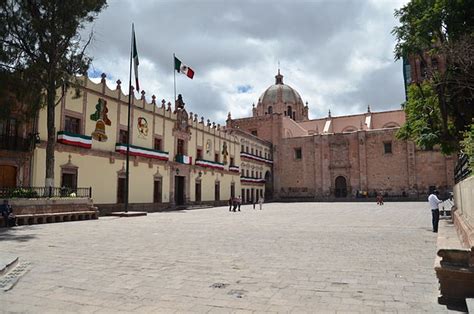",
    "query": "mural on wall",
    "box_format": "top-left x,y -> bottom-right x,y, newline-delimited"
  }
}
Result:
206,139 -> 212,155
137,117 -> 149,138
222,142 -> 229,164
90,98 -> 111,142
